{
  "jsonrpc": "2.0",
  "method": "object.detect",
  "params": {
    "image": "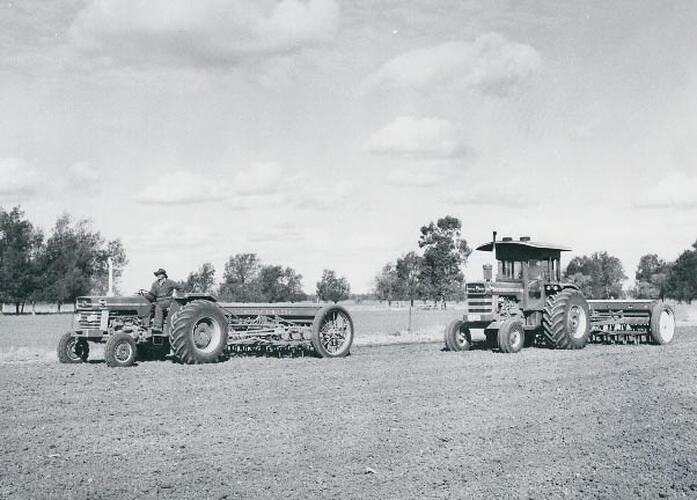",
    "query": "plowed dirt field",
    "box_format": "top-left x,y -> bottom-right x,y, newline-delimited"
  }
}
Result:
1,324 -> 696,498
